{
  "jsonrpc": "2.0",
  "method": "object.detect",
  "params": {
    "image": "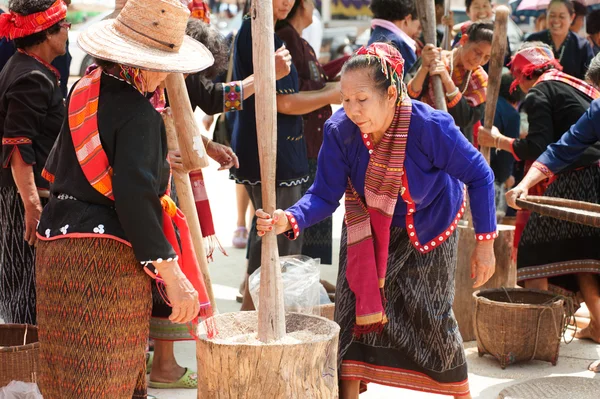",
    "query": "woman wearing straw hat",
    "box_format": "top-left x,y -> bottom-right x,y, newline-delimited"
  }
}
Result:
0,0 -> 69,326
34,0 -> 215,397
